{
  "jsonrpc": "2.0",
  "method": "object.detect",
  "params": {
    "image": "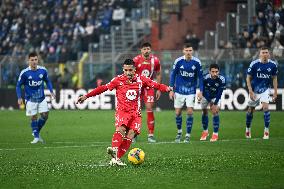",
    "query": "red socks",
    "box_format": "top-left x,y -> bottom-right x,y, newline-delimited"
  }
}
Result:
117,137 -> 132,159
111,131 -> 124,149
147,111 -> 155,134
